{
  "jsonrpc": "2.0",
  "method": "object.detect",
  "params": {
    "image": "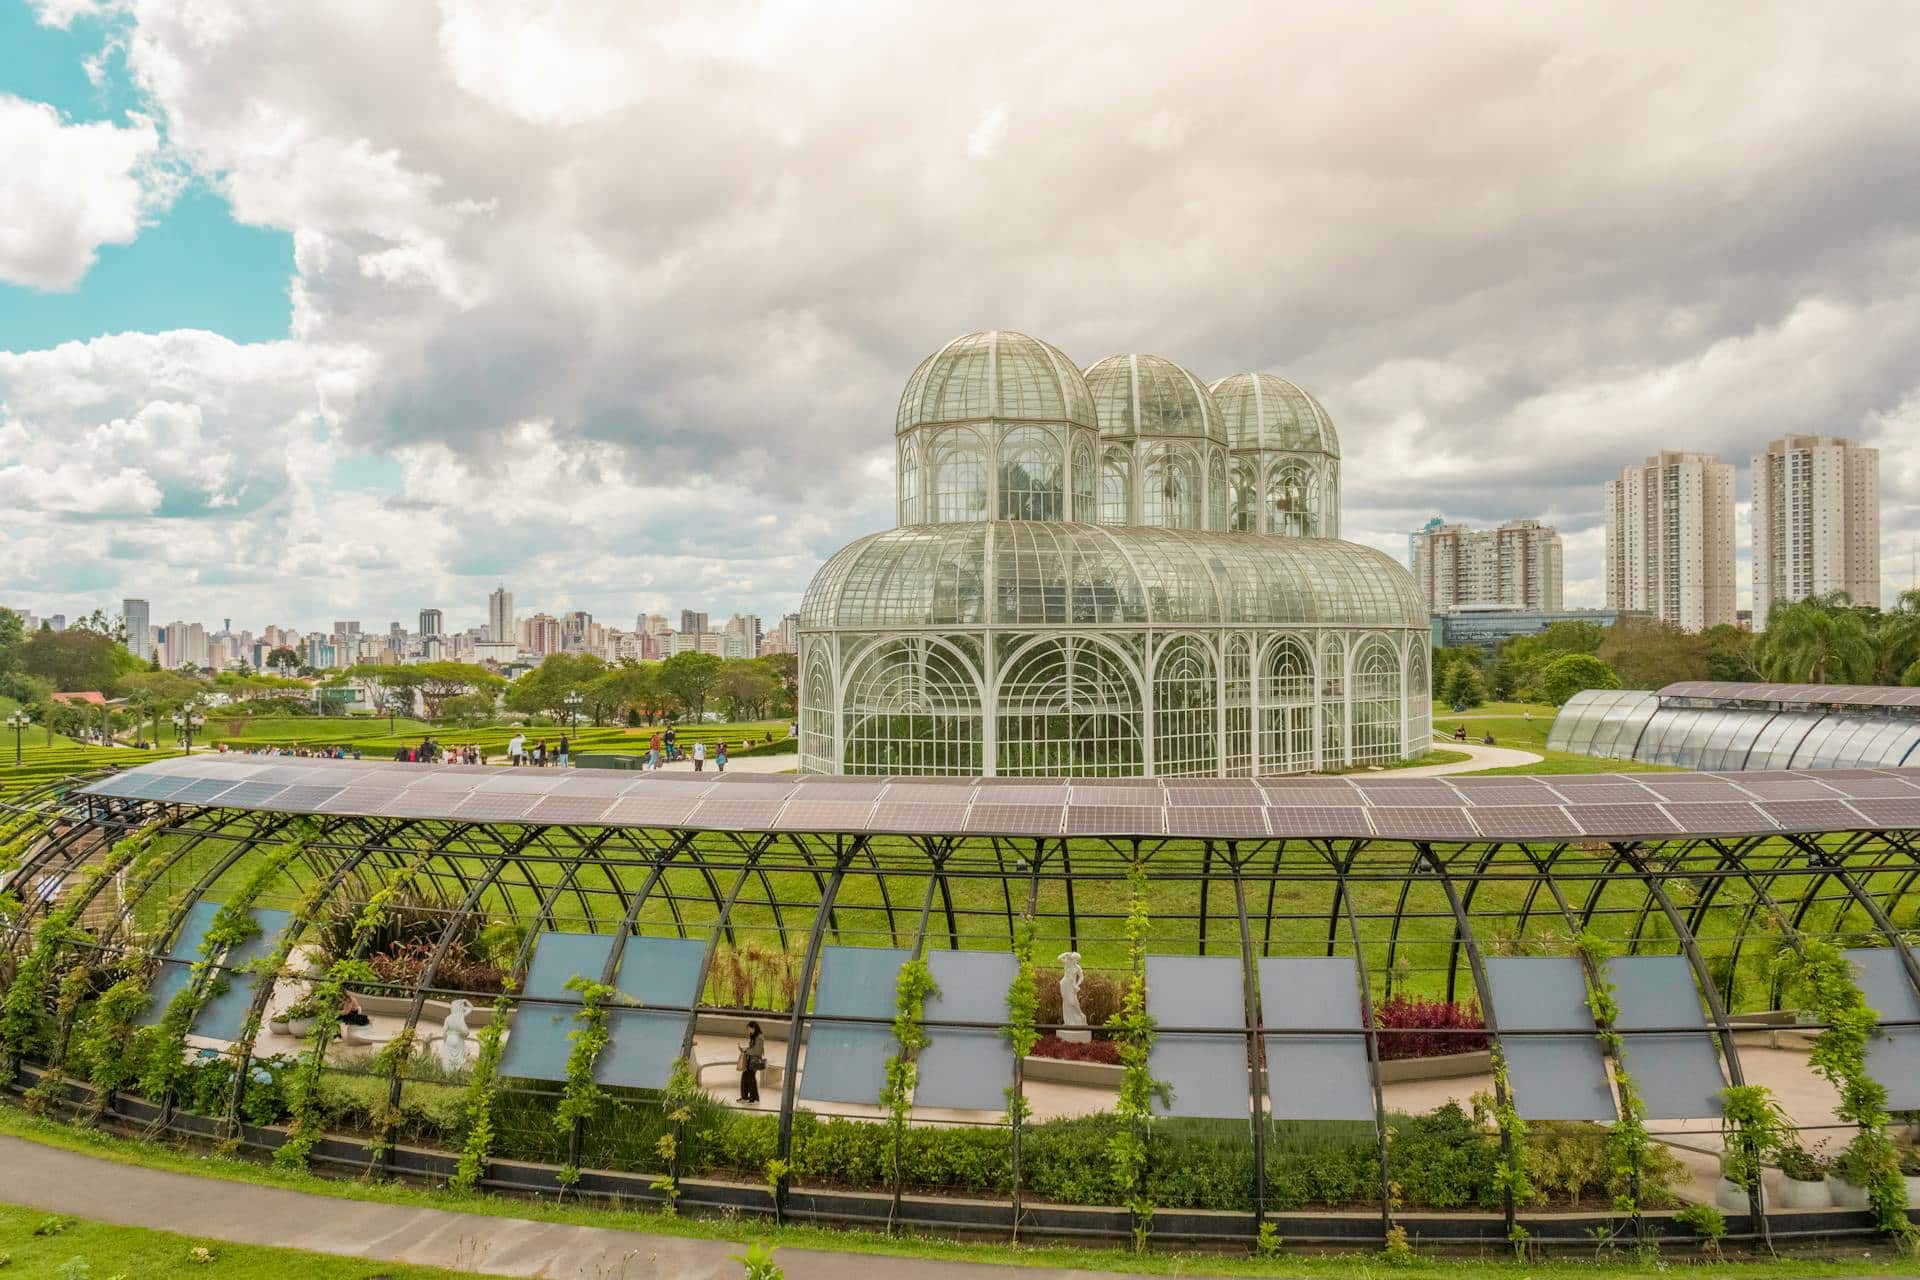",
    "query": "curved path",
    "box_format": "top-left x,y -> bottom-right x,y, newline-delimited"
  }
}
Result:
0,1135 -> 1095,1279
1394,737 -> 1543,776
